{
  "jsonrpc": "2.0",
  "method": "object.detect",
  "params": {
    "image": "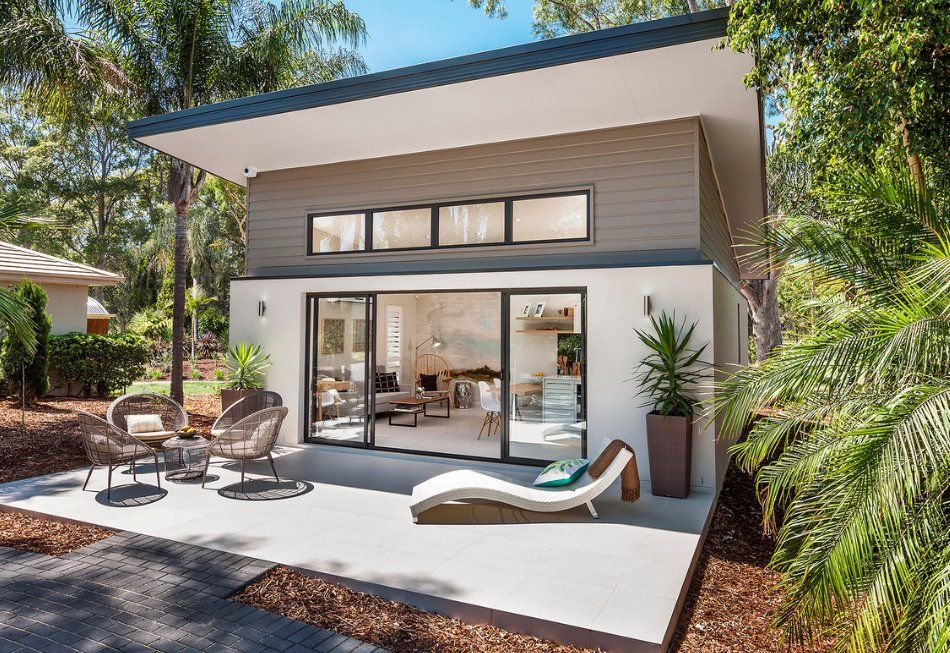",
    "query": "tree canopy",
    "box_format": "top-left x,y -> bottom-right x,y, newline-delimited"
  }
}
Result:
728,0 -> 949,175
